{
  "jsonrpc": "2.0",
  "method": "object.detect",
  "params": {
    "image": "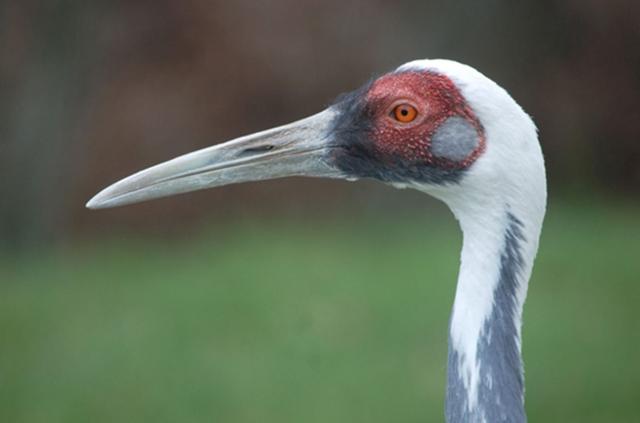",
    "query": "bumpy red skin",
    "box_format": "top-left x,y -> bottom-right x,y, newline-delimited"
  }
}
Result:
365,71 -> 486,170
